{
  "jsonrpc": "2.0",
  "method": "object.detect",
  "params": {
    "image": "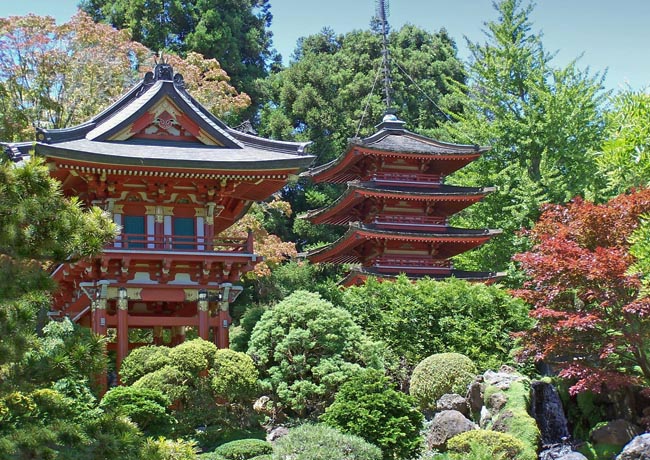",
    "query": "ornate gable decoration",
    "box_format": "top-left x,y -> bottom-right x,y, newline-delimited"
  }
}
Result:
109,96 -> 222,145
